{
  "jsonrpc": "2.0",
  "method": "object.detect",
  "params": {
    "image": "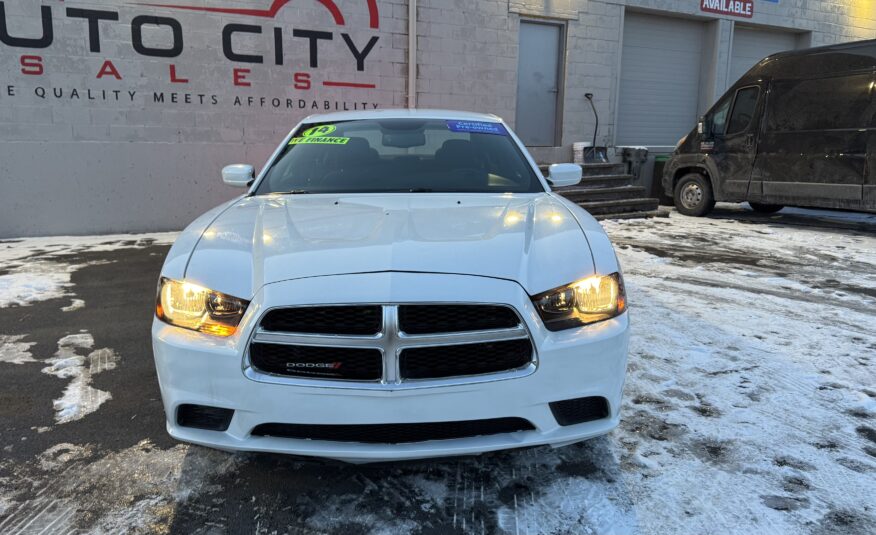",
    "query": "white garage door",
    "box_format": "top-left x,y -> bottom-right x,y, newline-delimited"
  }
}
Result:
729,26 -> 797,84
617,12 -> 706,147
